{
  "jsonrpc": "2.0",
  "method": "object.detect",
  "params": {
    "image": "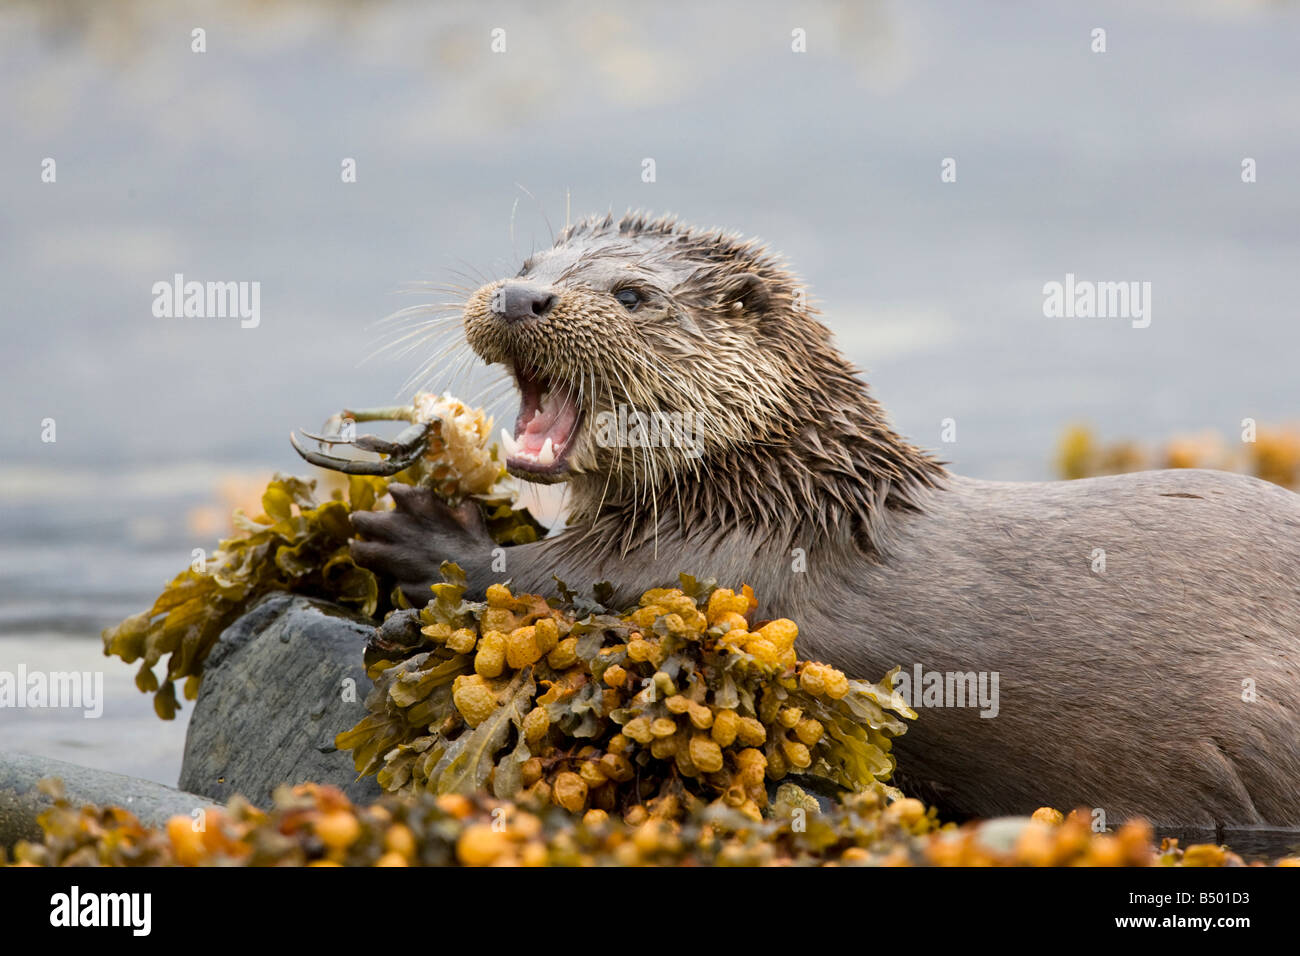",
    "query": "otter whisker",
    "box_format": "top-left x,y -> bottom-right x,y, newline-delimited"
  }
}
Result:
397,335 -> 469,386
364,310 -> 465,351
592,379 -> 625,530
375,313 -> 464,342
399,342 -> 473,400
365,303 -> 469,367
621,346 -> 722,493
512,182 -> 556,246
437,347 -> 482,402
604,367 -> 639,500
367,319 -> 467,365
468,369 -> 513,407
367,308 -> 465,347
606,362 -> 657,554
371,313 -> 465,340
446,261 -> 496,290
374,299 -> 468,324
397,280 -> 474,294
